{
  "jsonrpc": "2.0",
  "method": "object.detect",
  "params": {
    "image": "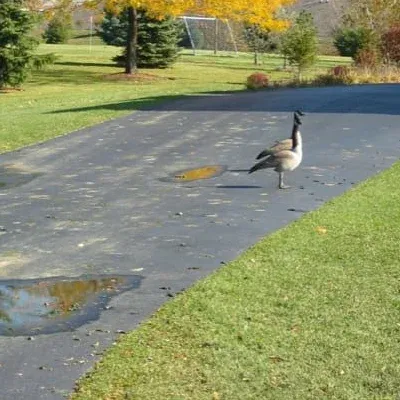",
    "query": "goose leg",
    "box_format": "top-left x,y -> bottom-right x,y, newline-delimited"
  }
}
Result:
278,172 -> 290,189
